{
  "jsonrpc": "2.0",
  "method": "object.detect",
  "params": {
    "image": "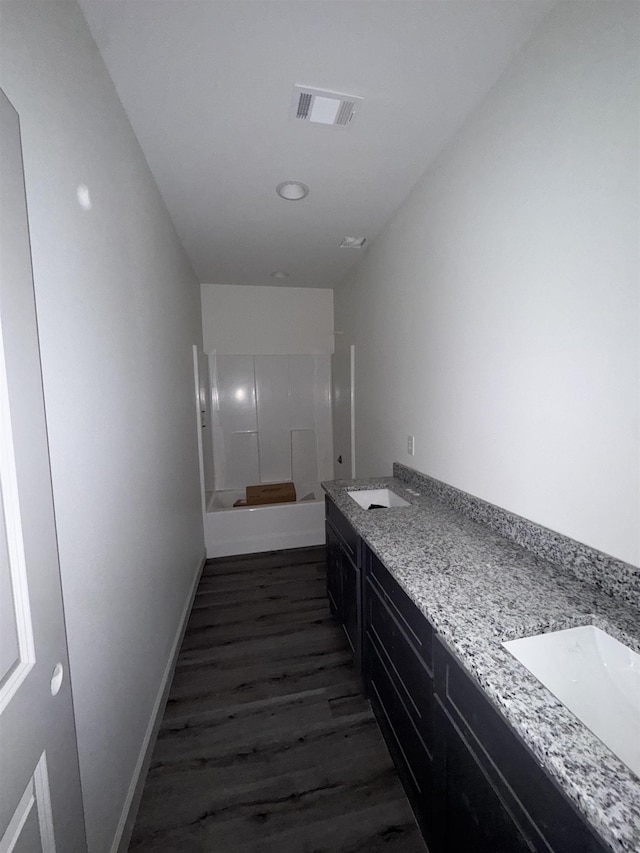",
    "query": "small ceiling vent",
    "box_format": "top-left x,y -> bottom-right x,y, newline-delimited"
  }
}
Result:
291,85 -> 363,128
